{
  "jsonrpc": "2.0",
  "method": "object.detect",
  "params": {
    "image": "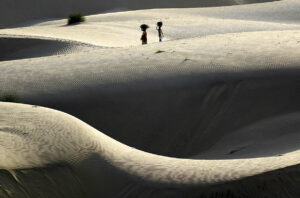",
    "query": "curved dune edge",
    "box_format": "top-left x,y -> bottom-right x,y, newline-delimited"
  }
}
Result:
1,30 -> 300,158
1,0 -> 300,48
0,102 -> 300,197
1,1 -> 300,197
0,35 -> 100,61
